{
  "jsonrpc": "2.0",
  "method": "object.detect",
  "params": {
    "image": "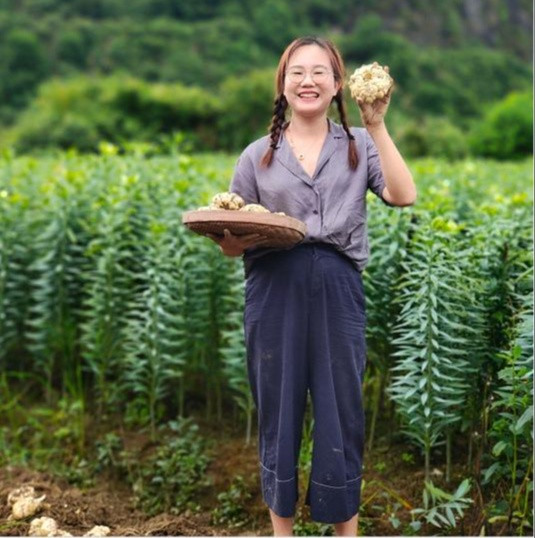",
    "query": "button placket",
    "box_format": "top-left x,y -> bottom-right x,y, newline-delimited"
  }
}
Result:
316,188 -> 324,232
311,187 -> 321,239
